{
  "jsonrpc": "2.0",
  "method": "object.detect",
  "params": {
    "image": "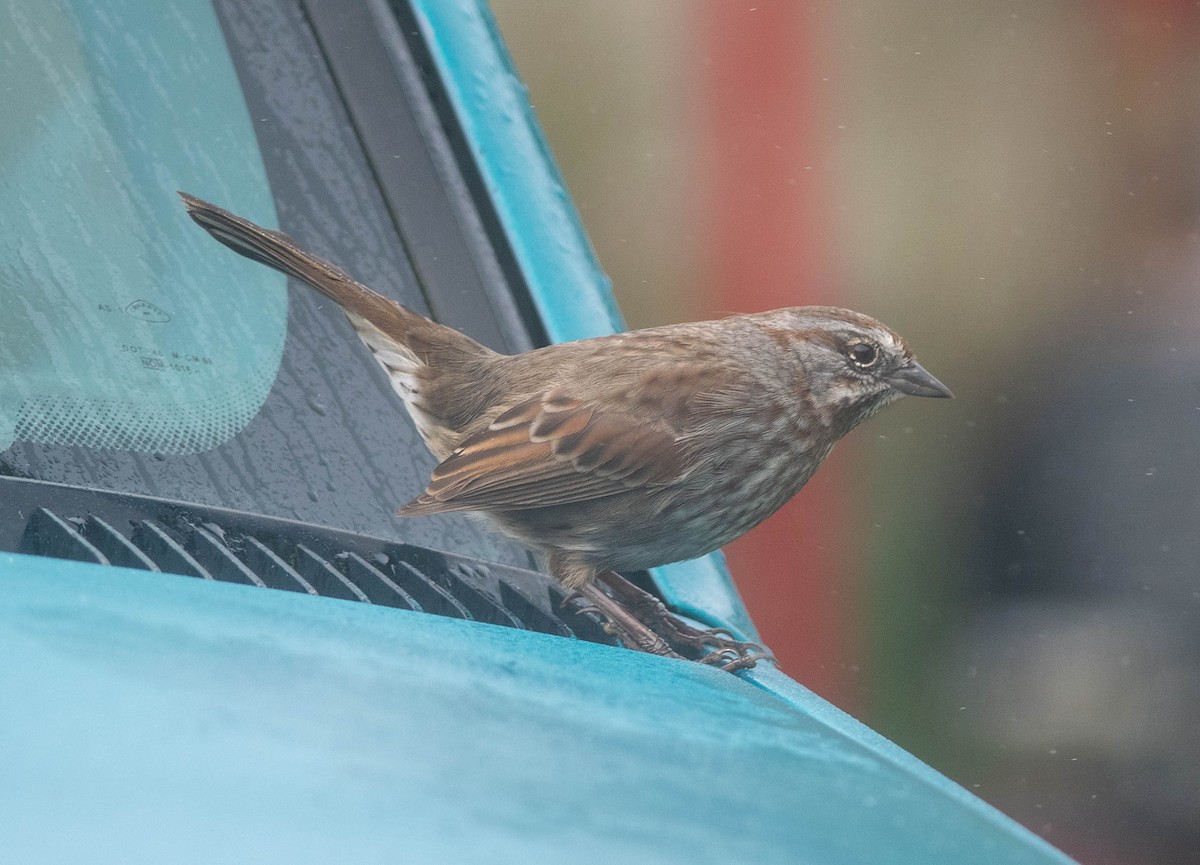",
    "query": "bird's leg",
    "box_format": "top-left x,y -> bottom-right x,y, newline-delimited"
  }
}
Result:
567,583 -> 685,660
597,571 -> 774,672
